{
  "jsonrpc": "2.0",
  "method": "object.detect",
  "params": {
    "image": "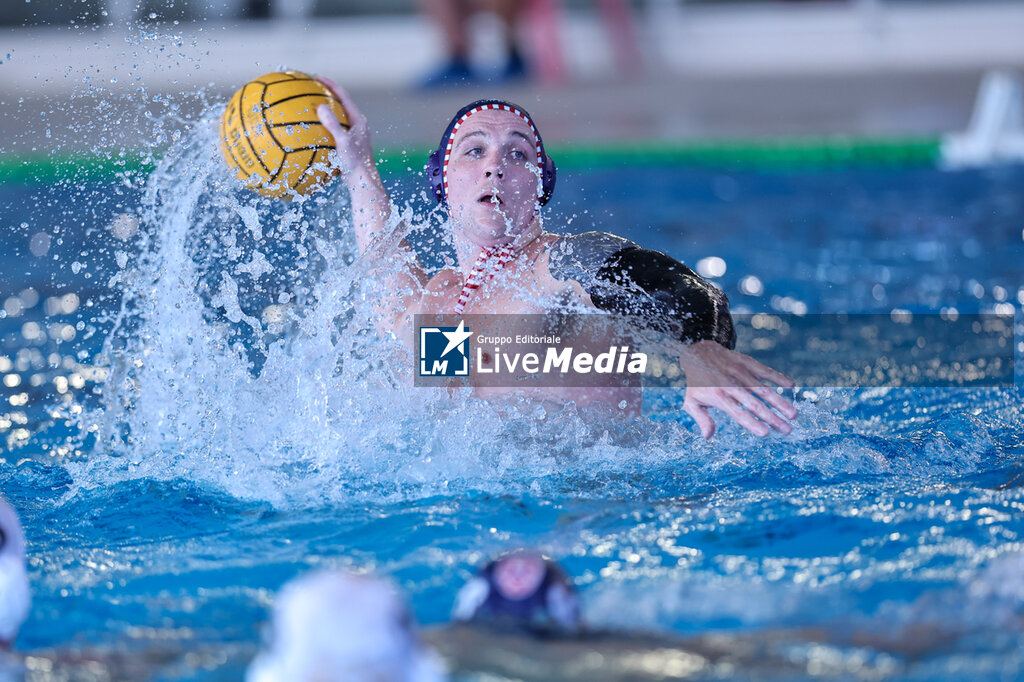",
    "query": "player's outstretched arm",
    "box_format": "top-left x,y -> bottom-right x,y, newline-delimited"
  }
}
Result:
316,78 -> 427,335
315,77 -> 394,255
678,340 -> 797,439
